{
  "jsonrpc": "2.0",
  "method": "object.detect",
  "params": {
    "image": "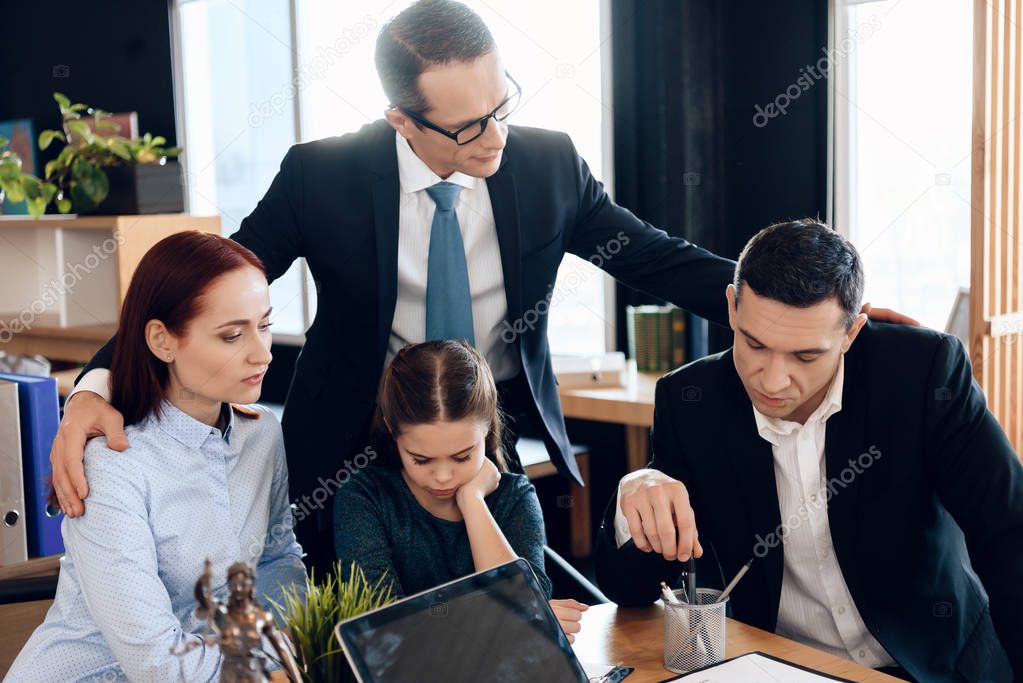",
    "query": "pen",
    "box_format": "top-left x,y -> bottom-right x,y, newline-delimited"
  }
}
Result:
660,581 -> 681,605
686,557 -> 697,605
716,557 -> 753,604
